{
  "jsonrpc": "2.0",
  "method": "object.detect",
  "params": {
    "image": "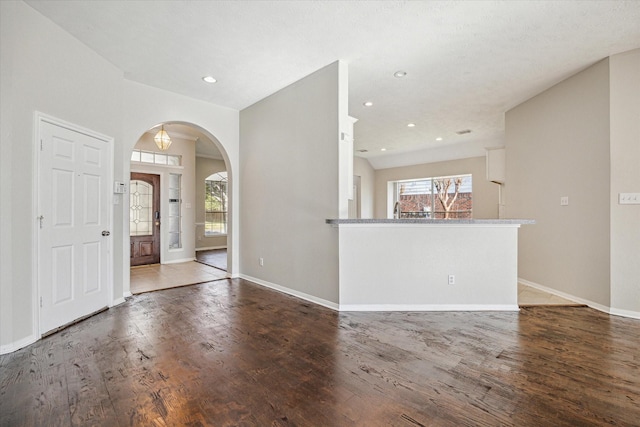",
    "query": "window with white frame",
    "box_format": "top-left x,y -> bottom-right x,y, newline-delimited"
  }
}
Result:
205,172 -> 227,235
392,174 -> 472,219
168,173 -> 182,249
131,149 -> 181,166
